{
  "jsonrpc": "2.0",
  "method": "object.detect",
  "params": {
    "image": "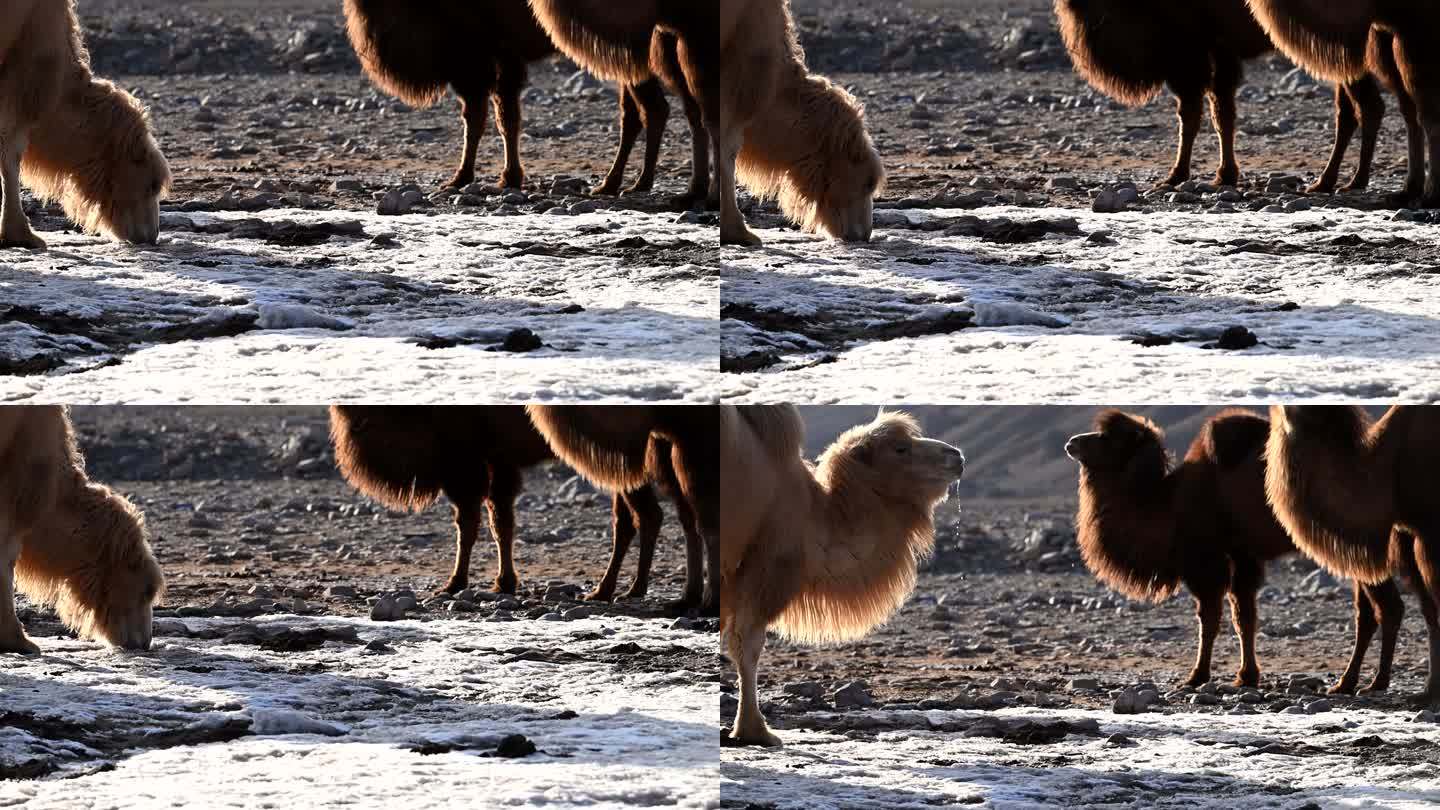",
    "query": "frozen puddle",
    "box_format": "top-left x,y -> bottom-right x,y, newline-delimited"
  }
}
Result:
0,208 -> 718,402
721,206 -> 1440,403
0,614 -> 719,808
722,706 -> 1440,809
